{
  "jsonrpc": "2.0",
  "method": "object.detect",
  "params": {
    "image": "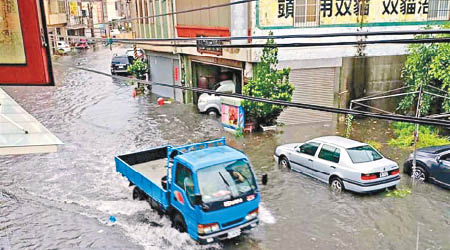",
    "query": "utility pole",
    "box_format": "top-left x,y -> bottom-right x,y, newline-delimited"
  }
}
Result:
89,0 -> 94,38
412,85 -> 423,181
